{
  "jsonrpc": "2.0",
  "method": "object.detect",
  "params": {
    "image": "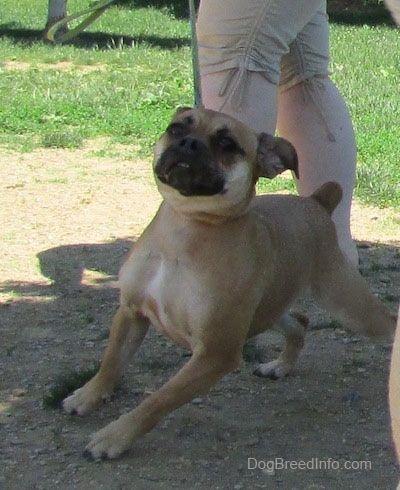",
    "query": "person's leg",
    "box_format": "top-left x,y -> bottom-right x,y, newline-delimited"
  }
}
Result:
276,7 -> 358,265
277,80 -> 358,265
385,0 -> 400,25
198,0 -> 358,265
201,70 -> 278,134
197,0 -> 328,135
202,81 -> 359,267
